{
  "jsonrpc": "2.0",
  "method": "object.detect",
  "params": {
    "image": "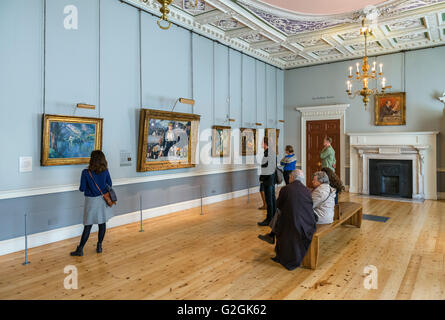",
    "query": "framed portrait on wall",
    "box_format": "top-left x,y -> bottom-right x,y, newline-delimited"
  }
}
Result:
212,126 -> 231,158
137,109 -> 200,171
41,114 -> 103,166
374,92 -> 406,126
265,128 -> 280,153
240,128 -> 257,156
